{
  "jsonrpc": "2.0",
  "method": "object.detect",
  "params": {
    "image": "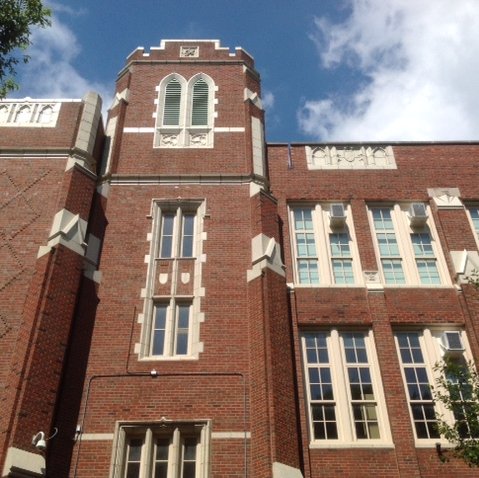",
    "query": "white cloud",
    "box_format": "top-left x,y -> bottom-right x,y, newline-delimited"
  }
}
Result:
299,0 -> 479,141
262,90 -> 275,110
14,10 -> 112,113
